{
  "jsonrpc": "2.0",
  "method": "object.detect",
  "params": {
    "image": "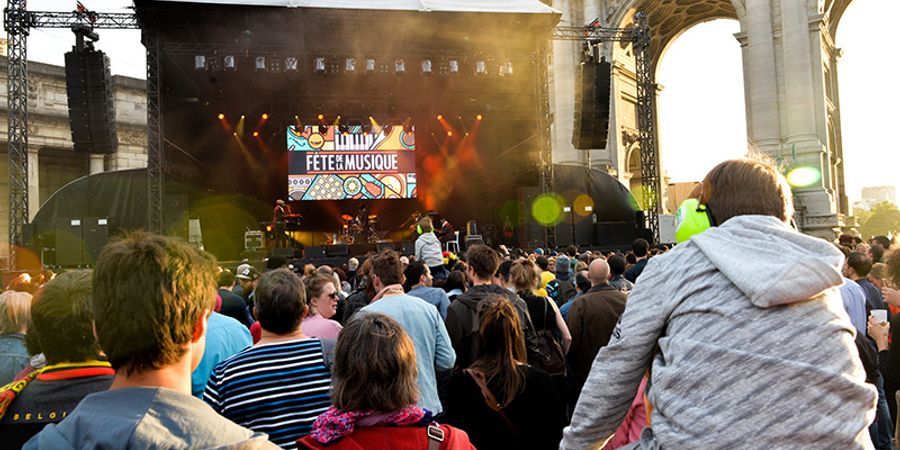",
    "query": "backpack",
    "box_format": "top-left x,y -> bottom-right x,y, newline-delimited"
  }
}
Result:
528,298 -> 566,377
